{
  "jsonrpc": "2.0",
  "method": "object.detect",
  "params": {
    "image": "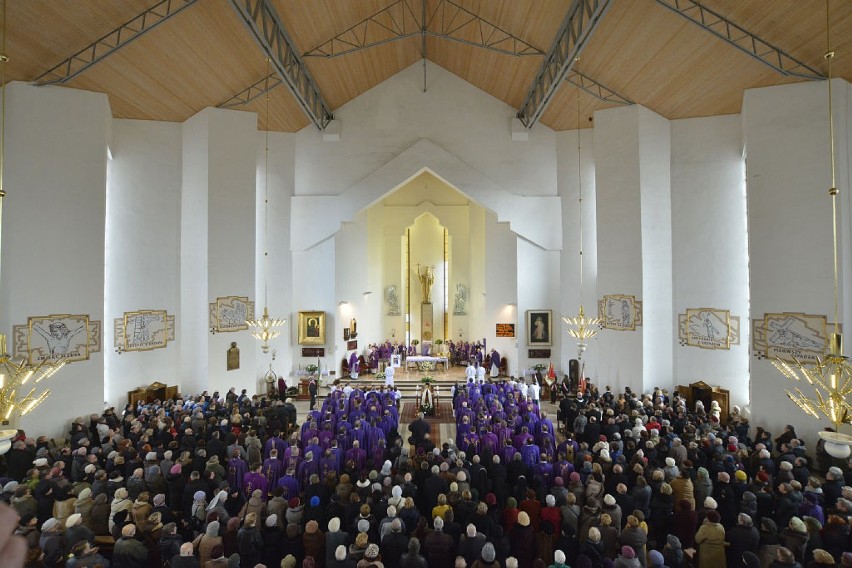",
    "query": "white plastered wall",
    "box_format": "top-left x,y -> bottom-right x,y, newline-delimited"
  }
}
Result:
105,119 -> 182,406
744,79 -> 851,446
558,128 -> 598,379
671,115 -> 750,406
1,83 -> 109,434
